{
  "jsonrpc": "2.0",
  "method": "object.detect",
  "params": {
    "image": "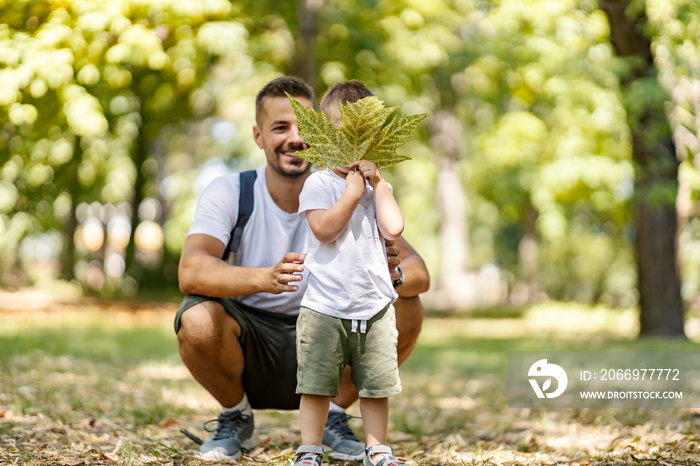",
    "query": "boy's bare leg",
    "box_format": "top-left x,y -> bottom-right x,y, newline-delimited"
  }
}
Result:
360,397 -> 389,460
300,394 -> 331,445
332,295 -> 424,408
177,301 -> 245,407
